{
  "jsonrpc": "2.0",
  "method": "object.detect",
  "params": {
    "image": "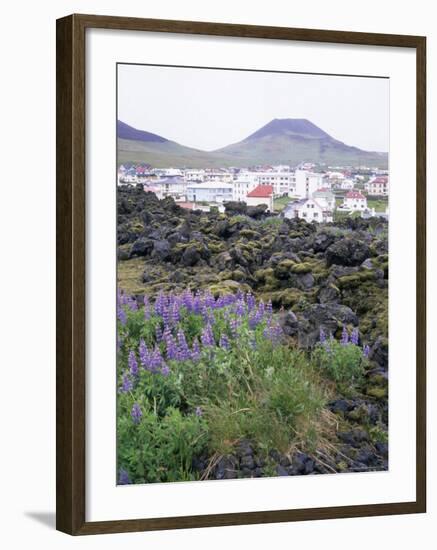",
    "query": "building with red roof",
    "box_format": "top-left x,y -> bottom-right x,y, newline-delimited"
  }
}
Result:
246,185 -> 274,211
343,190 -> 367,212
